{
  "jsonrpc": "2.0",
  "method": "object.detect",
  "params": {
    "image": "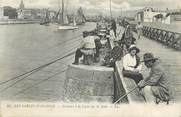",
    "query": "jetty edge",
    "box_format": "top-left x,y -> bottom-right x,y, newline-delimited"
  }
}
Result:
61,22 -> 147,104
